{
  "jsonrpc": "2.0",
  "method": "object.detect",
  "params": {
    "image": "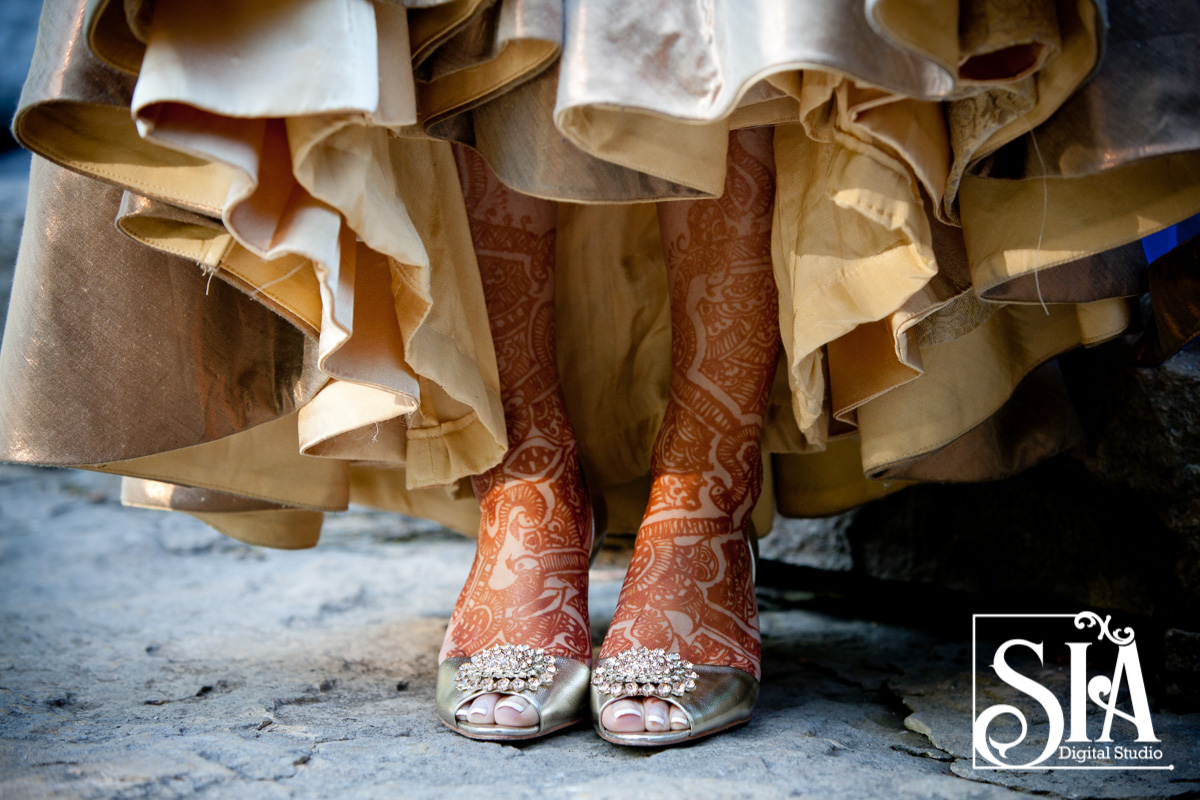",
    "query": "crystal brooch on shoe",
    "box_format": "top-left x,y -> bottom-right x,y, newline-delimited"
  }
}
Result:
454,644 -> 558,694
591,646 -> 699,698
